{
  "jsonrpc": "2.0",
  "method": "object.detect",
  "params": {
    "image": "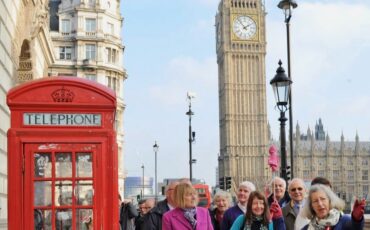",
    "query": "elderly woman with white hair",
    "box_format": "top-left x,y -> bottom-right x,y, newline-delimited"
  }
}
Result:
221,181 -> 256,230
301,184 -> 365,230
209,190 -> 232,230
